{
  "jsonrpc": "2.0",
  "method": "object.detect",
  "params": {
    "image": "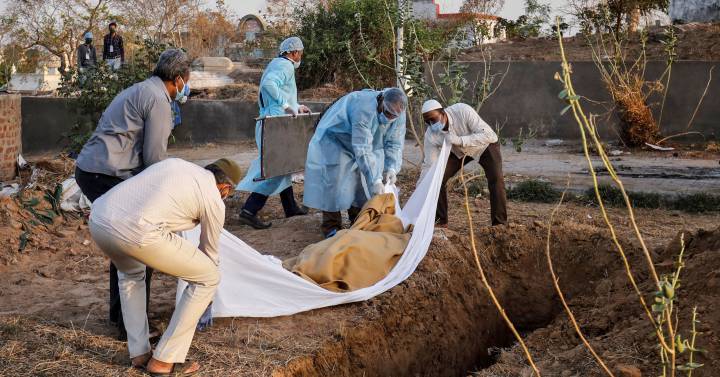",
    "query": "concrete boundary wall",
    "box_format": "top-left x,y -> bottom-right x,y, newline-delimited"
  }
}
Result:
427,60 -> 719,139
20,97 -> 329,154
20,61 -> 718,153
